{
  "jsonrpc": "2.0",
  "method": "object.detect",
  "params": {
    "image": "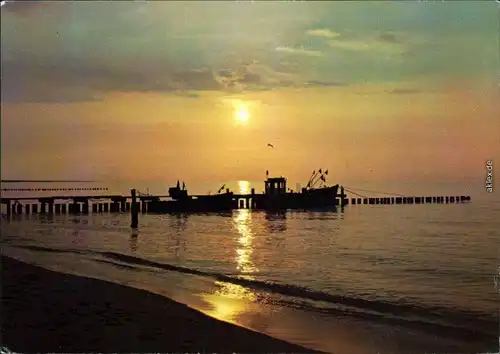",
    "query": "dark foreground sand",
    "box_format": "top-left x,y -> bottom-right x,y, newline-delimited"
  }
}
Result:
1,256 -> 318,353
